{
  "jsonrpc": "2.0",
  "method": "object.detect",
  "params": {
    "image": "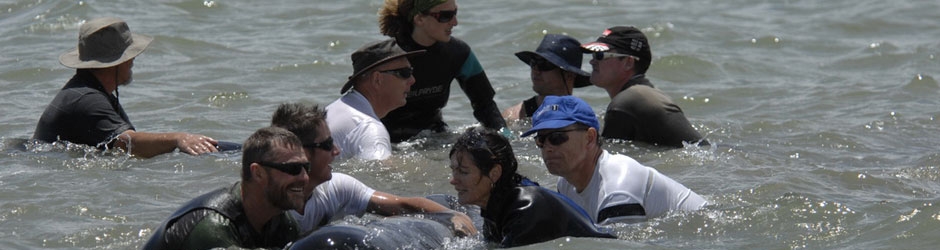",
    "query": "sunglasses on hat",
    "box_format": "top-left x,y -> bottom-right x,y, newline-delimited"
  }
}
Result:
534,128 -> 585,148
303,137 -> 334,151
423,9 -> 457,23
592,52 -> 638,61
258,161 -> 311,175
528,58 -> 558,72
379,67 -> 414,79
